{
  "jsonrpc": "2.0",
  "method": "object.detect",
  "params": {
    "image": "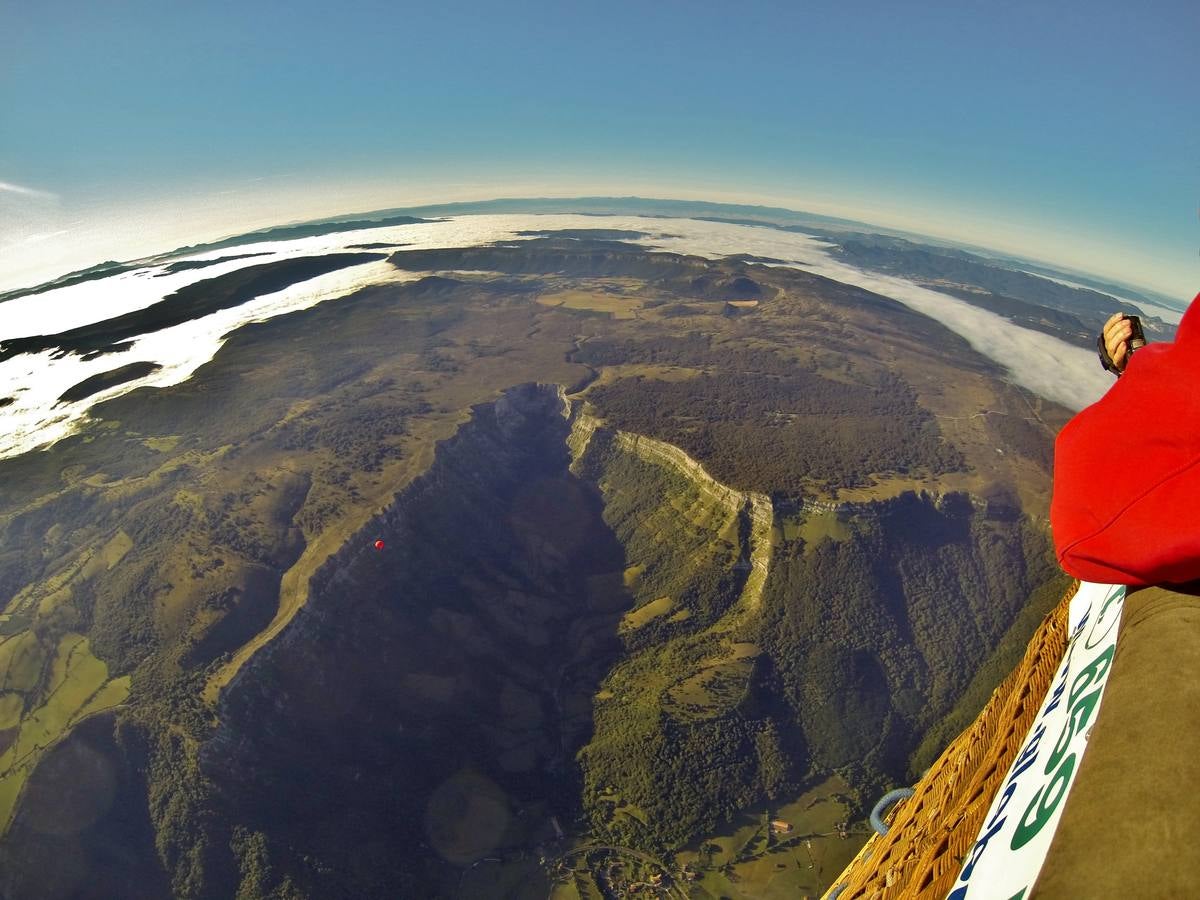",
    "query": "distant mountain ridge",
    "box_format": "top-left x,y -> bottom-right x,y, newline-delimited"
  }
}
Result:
2,197 -> 1175,314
